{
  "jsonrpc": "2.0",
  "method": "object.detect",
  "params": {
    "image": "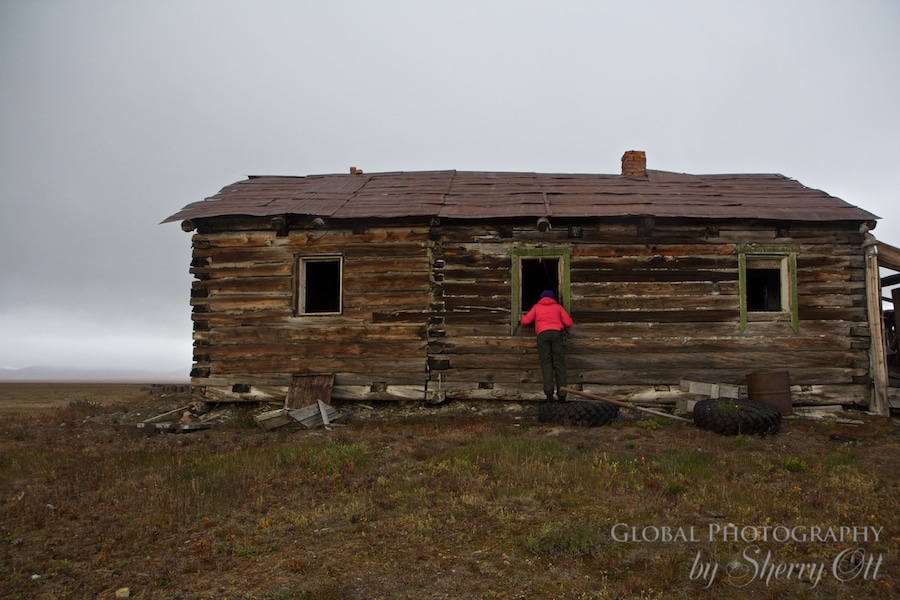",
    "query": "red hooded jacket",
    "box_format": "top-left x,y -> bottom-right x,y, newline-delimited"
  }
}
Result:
520,297 -> 574,335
